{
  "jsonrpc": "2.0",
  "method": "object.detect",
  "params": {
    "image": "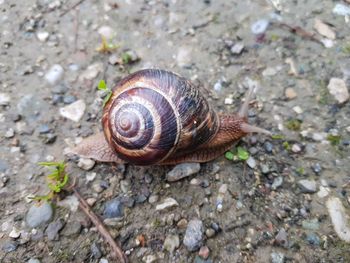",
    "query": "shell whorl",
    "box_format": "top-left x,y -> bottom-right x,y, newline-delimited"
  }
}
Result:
102,69 -> 219,165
